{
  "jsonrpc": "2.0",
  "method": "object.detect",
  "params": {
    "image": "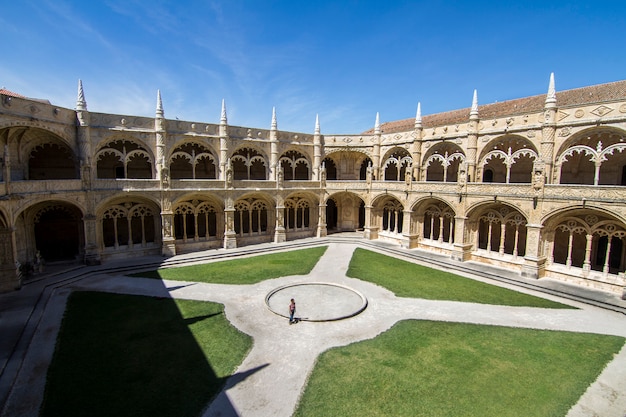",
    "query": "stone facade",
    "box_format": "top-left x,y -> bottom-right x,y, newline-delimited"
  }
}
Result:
1,75 -> 626,296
